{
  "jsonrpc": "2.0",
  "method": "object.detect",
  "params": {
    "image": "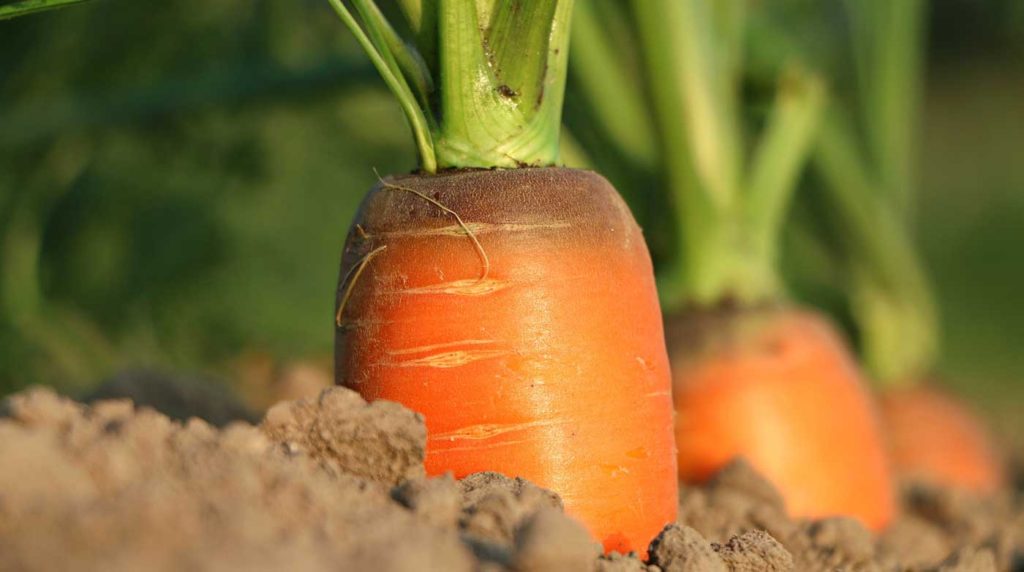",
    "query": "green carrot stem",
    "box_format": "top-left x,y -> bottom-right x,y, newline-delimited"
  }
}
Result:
0,0 -> 90,20
823,0 -> 935,384
395,0 -> 438,76
569,0 -> 656,171
633,0 -> 823,310
844,0 -> 925,218
329,0 -> 437,171
745,66 -> 826,294
330,0 -> 575,172
814,110 -> 937,384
